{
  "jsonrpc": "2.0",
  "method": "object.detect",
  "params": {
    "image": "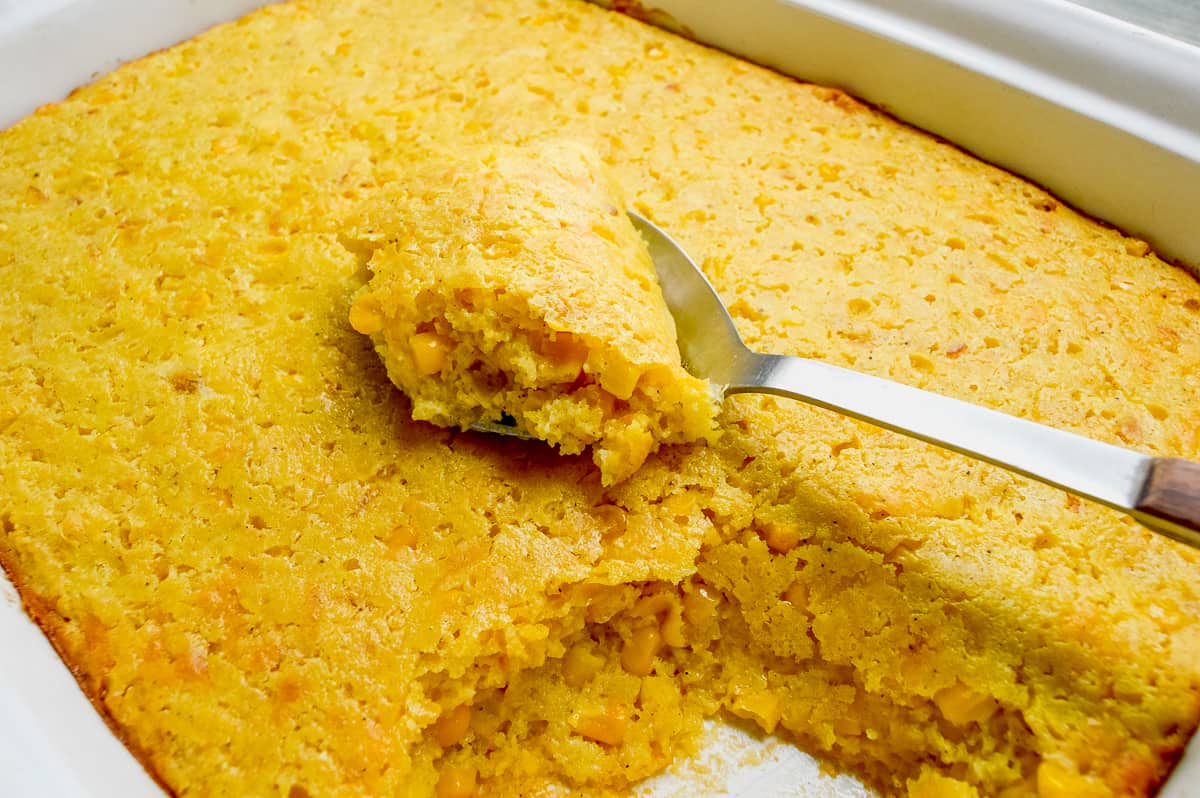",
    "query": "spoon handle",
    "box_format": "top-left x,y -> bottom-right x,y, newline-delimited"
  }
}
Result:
730,352 -> 1200,548
1137,459 -> 1200,540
